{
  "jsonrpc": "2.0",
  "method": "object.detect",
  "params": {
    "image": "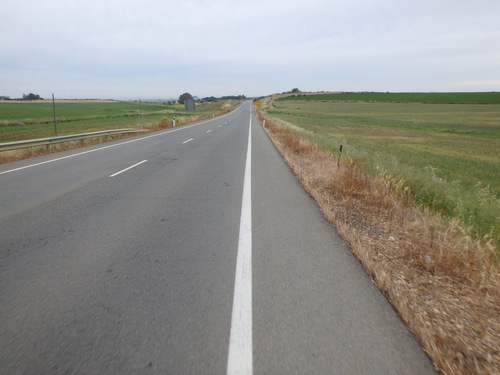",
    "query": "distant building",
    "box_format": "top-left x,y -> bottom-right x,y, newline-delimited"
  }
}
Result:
184,99 -> 195,111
